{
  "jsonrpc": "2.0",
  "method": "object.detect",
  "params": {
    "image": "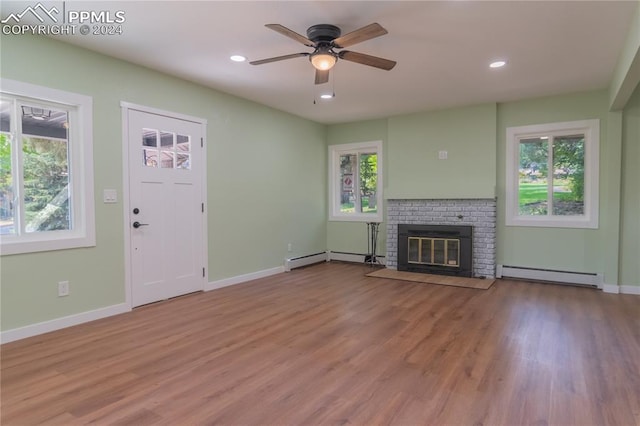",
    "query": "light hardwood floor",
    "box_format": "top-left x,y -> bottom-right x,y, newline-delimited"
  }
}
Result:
2,262 -> 639,425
